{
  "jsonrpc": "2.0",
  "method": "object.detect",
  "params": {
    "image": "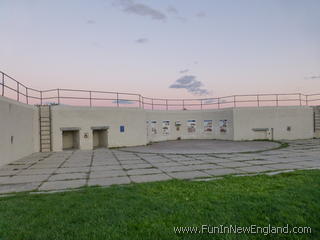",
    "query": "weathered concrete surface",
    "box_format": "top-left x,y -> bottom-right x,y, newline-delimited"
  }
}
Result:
0,96 -> 39,167
120,139 -> 280,154
0,139 -> 319,194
